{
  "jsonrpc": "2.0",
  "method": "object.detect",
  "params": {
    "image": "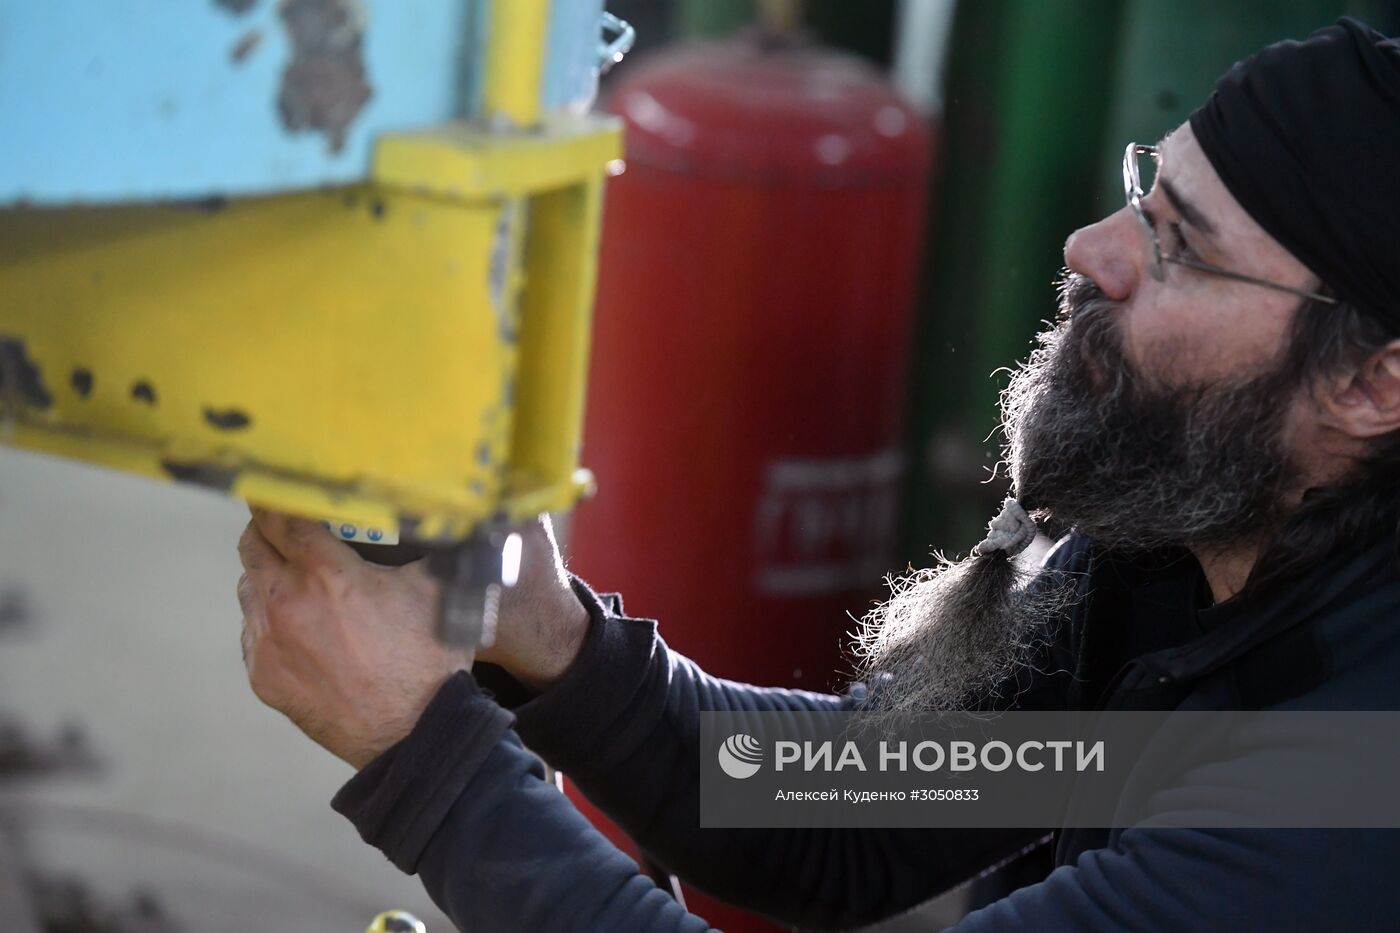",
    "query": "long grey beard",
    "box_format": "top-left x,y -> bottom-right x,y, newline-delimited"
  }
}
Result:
1006,274 -> 1303,552
854,554 -> 1071,716
857,273 -> 1303,715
